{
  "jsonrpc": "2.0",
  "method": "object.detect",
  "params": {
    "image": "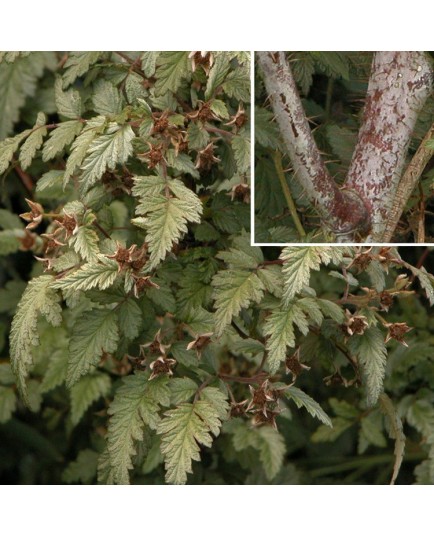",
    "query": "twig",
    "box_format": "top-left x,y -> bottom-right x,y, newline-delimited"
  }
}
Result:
272,151 -> 306,237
